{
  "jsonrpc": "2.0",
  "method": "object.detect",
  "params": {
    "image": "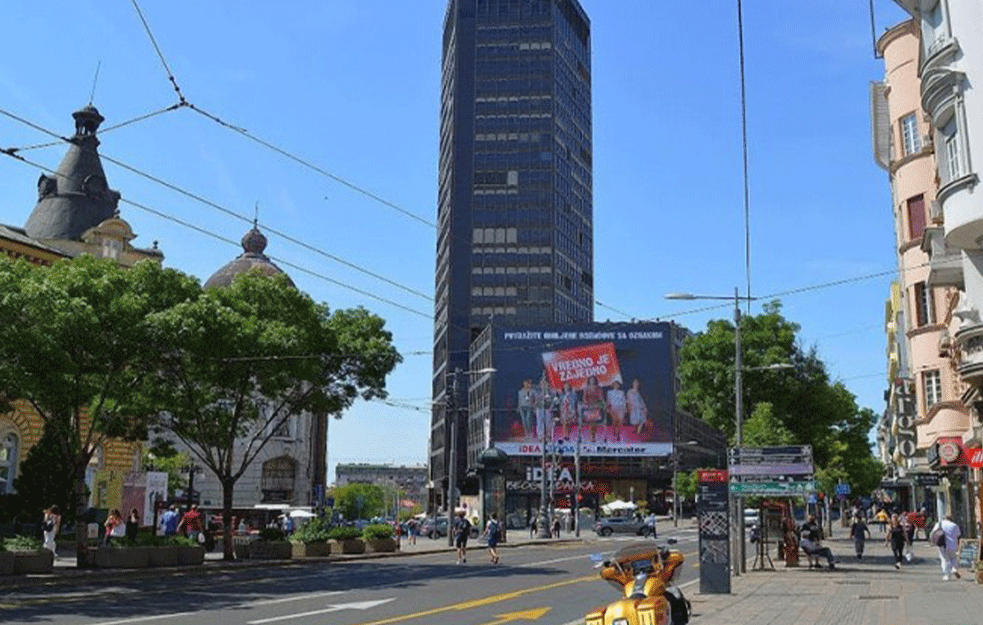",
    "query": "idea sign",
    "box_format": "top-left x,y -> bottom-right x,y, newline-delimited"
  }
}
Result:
968,447 -> 983,469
